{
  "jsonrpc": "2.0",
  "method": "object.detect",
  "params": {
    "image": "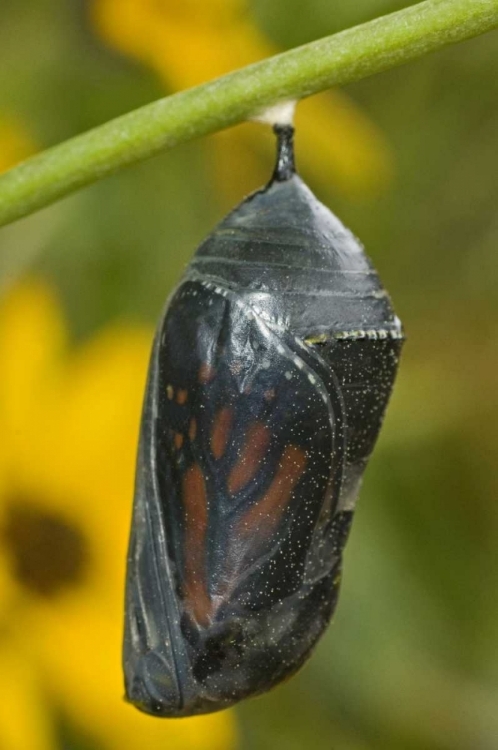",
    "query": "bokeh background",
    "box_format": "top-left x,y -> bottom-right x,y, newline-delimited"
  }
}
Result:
1,1 -> 497,749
